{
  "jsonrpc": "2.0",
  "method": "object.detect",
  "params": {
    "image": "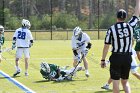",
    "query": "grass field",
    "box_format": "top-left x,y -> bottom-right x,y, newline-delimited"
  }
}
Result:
0,40 -> 140,93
